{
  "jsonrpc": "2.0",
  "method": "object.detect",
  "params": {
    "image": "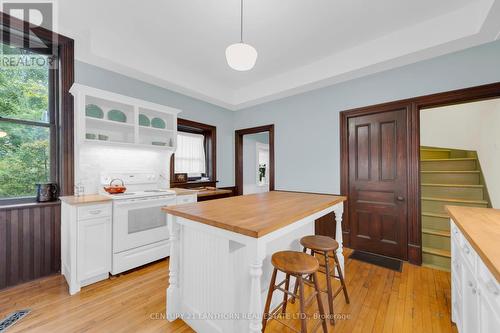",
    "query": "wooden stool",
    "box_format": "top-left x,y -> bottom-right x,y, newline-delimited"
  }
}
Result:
262,251 -> 328,333
292,235 -> 349,325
